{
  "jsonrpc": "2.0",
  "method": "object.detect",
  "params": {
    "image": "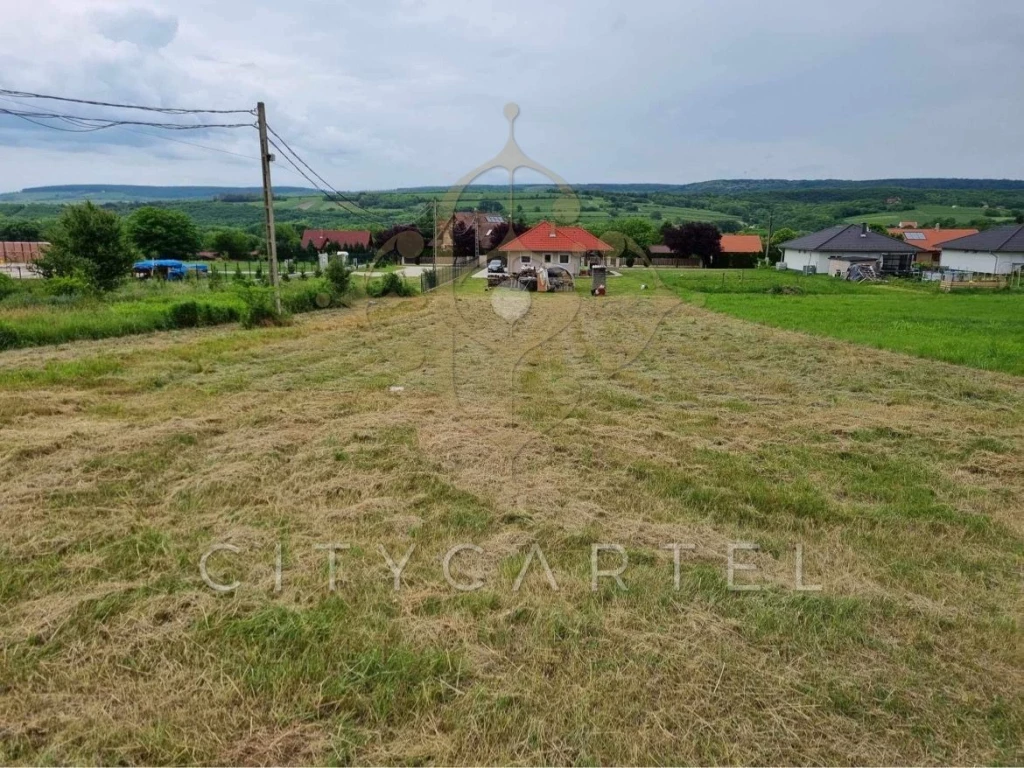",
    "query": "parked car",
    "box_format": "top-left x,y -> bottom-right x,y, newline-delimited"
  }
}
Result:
487,259 -> 505,273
